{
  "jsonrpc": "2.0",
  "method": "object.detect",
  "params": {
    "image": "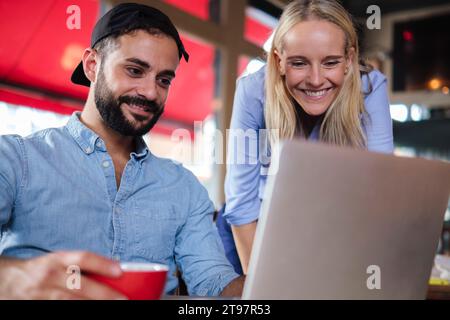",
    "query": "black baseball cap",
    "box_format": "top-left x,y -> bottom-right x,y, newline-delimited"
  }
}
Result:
71,3 -> 189,87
